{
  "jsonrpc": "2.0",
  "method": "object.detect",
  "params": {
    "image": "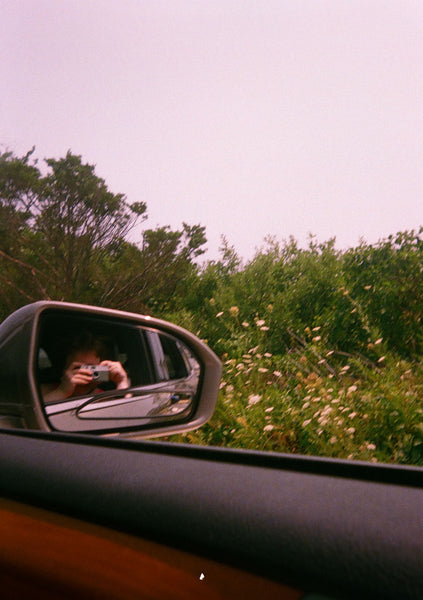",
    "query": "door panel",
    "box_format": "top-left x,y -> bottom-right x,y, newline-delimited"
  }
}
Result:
0,498 -> 300,600
0,430 -> 422,599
